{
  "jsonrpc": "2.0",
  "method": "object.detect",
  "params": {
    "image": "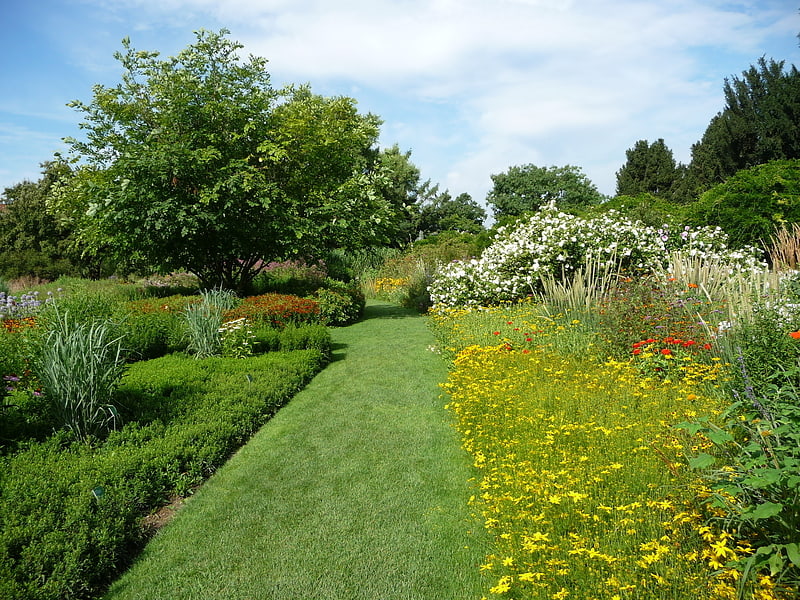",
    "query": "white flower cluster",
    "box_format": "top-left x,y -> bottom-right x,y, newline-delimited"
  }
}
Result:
429,208 -> 767,307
